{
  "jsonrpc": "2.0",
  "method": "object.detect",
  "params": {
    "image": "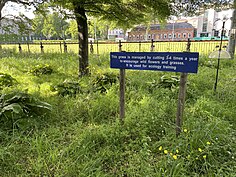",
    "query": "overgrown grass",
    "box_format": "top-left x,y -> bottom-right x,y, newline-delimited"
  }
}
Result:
0,49 -> 236,176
